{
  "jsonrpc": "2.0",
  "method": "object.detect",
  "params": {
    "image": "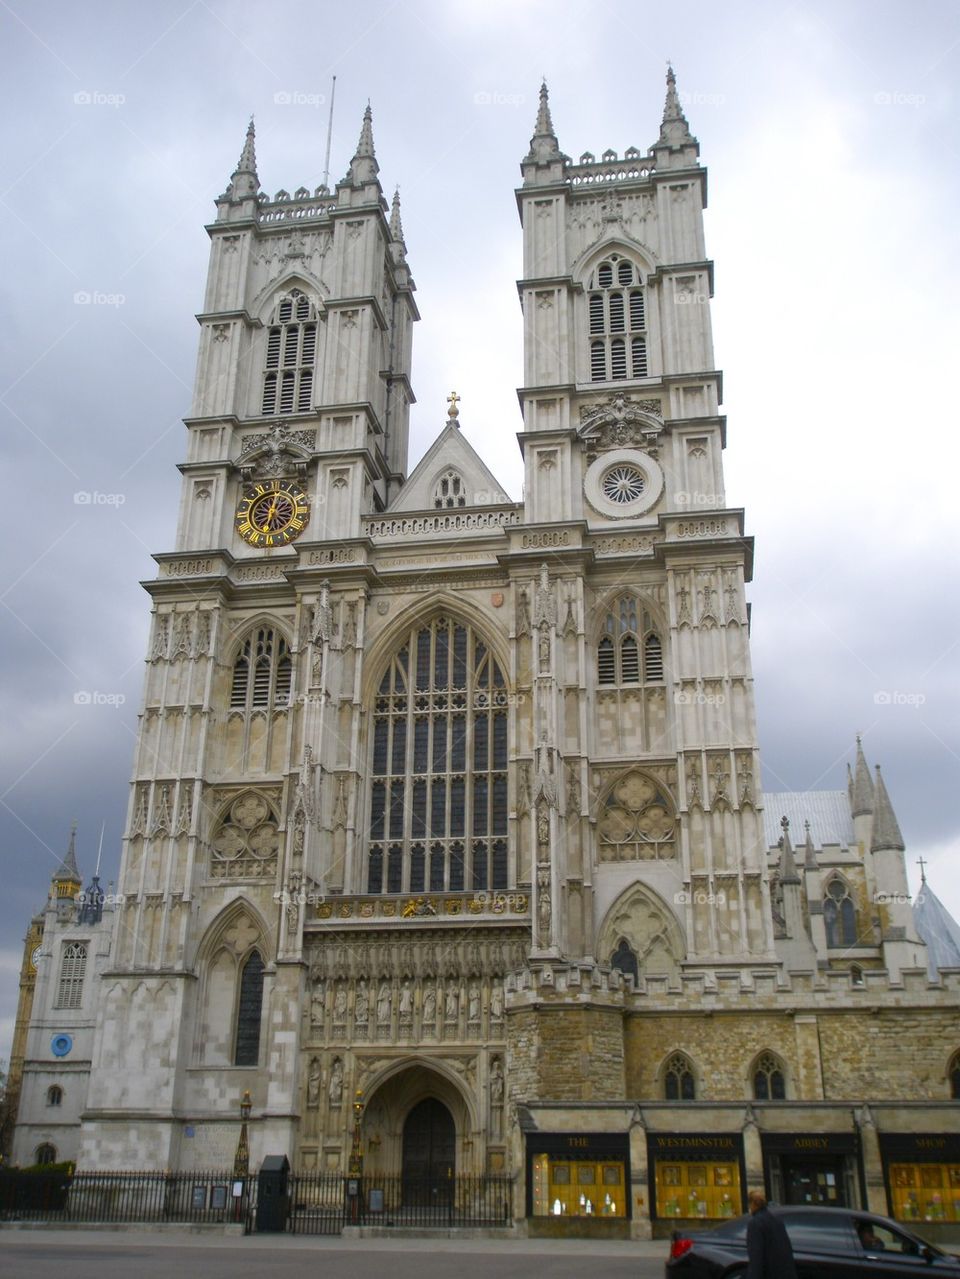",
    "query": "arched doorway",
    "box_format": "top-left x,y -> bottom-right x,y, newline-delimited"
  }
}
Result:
402,1097 -> 455,1205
